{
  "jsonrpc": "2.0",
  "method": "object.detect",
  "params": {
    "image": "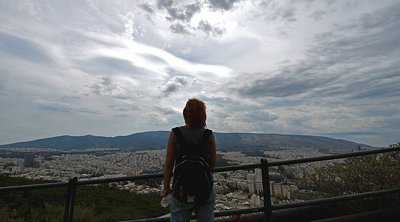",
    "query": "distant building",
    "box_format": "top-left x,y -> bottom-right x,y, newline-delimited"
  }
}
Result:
250,193 -> 261,207
270,182 -> 296,200
255,181 -> 263,194
247,173 -> 263,194
24,154 -> 35,168
247,173 -> 256,194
